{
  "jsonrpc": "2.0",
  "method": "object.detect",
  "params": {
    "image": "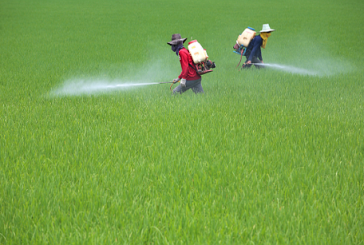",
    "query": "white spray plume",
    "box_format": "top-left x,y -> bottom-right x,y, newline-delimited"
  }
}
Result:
253,59 -> 353,76
253,63 -> 318,76
50,79 -> 161,96
266,33 -> 355,76
50,56 -> 177,97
